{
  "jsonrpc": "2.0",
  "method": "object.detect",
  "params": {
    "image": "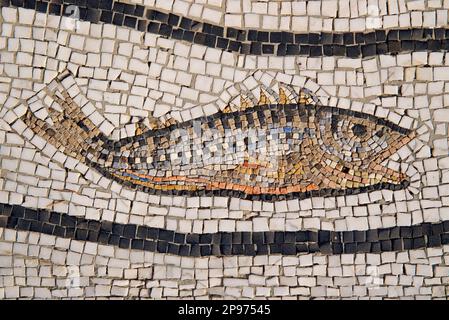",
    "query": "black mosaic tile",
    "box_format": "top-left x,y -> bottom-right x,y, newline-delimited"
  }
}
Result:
428,235 -> 442,247
99,10 -> 112,23
400,227 -> 412,238
17,219 -> 31,230
403,238 -> 413,250
354,231 -> 366,242
54,226 -> 66,238
343,231 -> 354,243
186,233 -> 199,244
413,237 -> 426,249
232,244 -> 245,255
443,221 -> 449,232
220,245 -> 232,255
442,234 -> 449,245
357,242 -> 371,253
371,242 -> 381,253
